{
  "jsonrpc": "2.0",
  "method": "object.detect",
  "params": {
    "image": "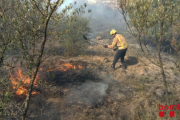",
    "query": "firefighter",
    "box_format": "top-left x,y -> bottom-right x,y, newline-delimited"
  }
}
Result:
103,29 -> 128,70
